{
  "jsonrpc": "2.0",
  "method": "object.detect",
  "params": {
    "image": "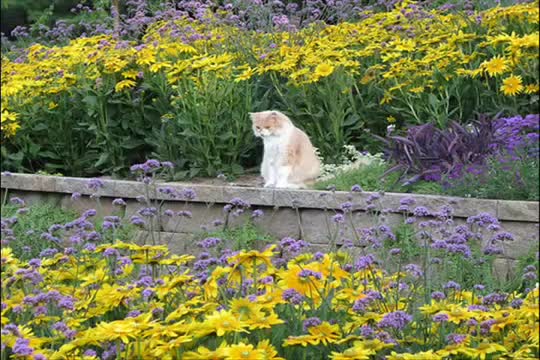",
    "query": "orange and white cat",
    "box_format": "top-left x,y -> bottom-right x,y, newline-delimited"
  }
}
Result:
250,110 -> 320,189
